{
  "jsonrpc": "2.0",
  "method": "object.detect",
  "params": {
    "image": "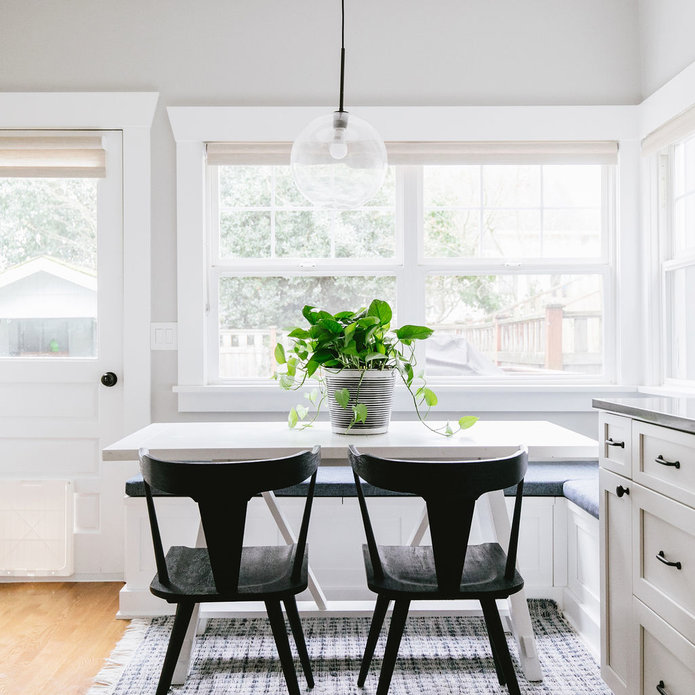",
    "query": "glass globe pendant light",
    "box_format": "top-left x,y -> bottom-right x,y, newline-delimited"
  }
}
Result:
291,0 -> 387,209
